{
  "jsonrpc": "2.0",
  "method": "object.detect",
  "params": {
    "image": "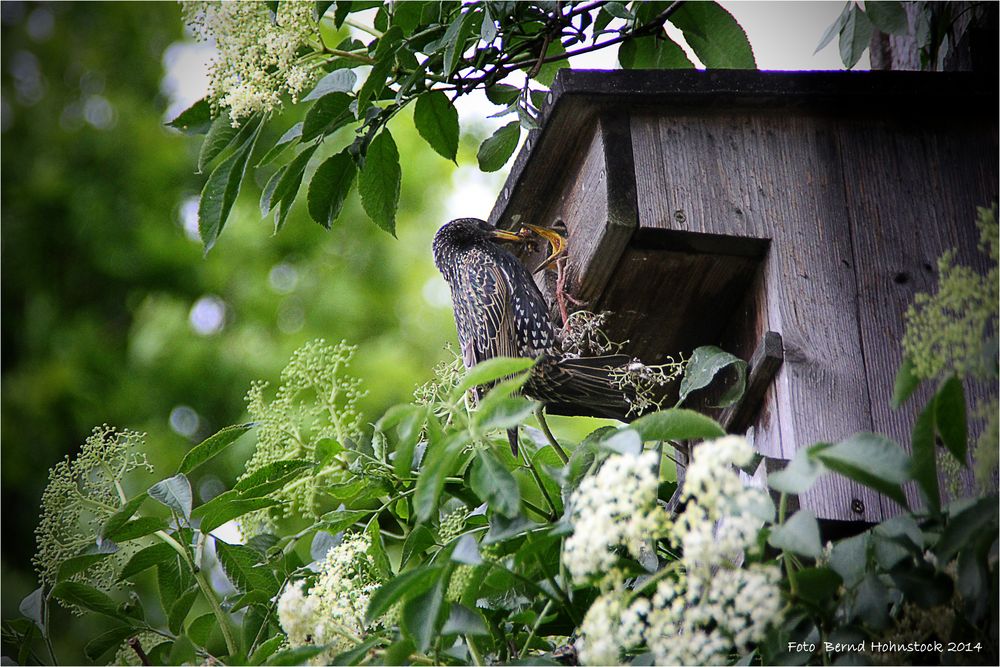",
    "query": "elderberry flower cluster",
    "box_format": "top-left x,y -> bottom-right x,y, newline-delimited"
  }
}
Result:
277,533 -> 381,662
183,1 -> 321,123
573,436 -> 783,665
902,205 -> 998,382
562,450 -> 669,583
610,356 -> 686,416
241,339 -> 366,535
34,425 -> 153,601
